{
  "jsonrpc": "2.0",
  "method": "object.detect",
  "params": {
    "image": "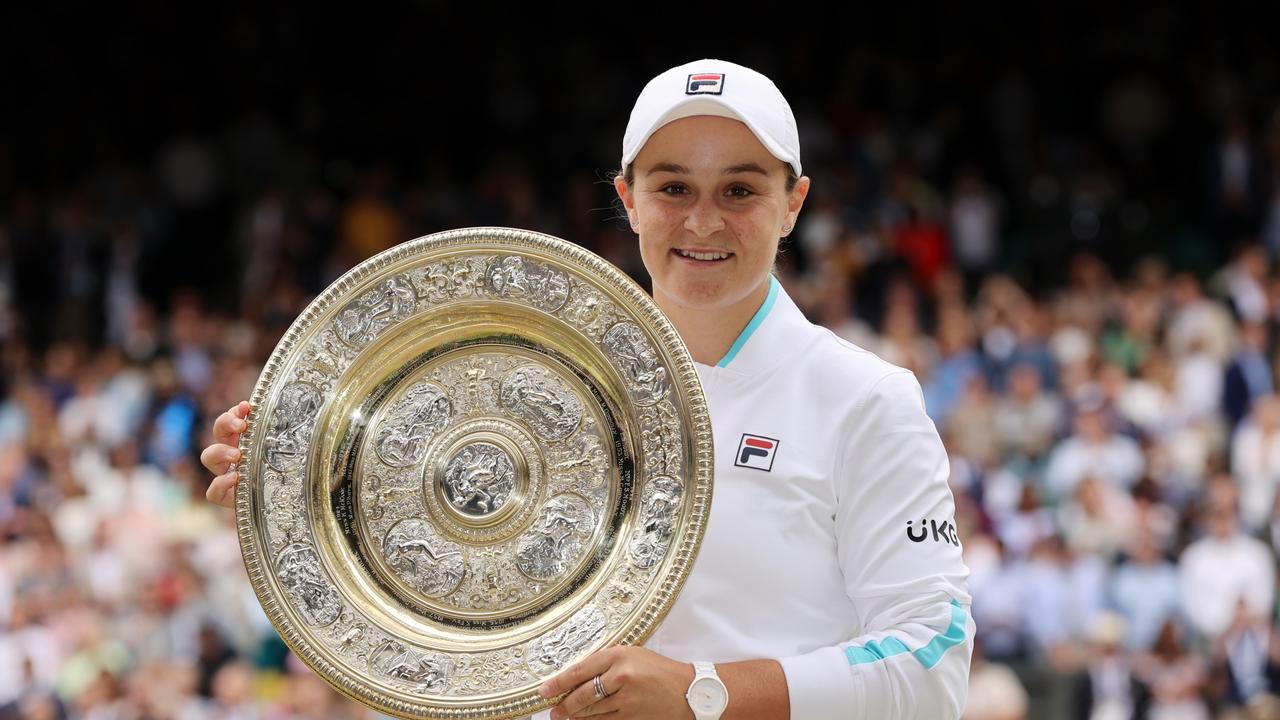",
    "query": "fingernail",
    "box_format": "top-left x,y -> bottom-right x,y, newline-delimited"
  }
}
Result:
233,419 -> 245,431
538,682 -> 551,697
227,449 -> 241,461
